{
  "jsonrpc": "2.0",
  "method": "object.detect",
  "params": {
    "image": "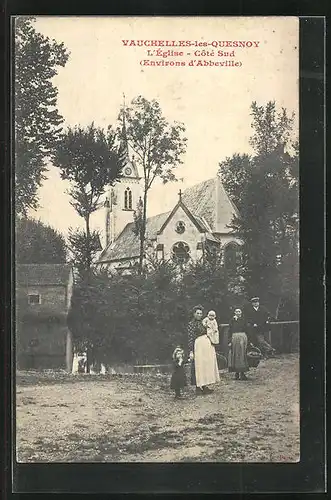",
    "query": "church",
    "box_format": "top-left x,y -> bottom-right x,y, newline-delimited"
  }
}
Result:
96,155 -> 242,274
